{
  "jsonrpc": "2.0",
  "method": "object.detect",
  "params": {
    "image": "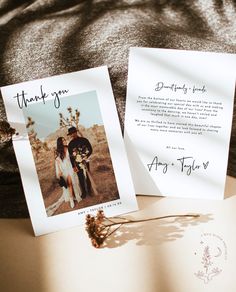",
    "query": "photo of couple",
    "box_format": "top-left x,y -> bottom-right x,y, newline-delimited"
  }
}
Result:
22,91 -> 120,216
55,126 -> 93,209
